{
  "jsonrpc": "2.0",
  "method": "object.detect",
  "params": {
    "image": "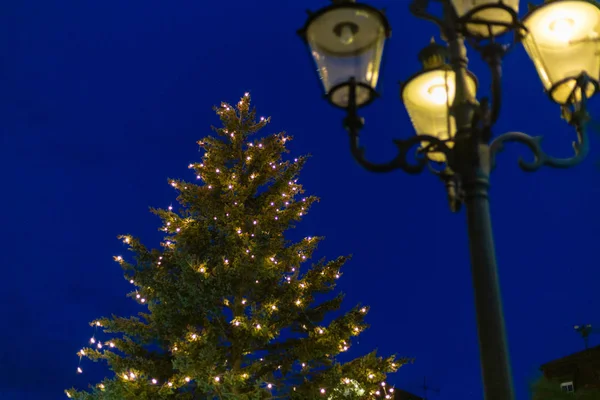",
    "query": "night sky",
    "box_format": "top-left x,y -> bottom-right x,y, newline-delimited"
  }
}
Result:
1,1 -> 599,399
